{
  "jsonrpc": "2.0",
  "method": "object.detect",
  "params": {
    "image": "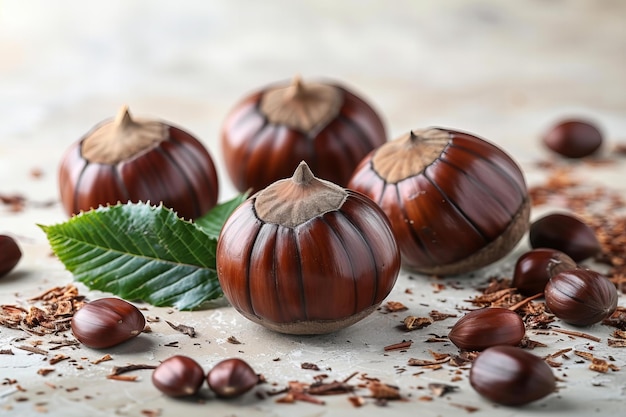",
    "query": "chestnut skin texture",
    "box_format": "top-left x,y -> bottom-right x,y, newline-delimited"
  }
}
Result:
529,213 -> 600,262
216,191 -> 400,335
221,81 -> 385,193
545,269 -> 618,326
470,345 -> 556,406
542,119 -> 602,158
206,358 -> 258,398
348,128 -> 529,275
59,123 -> 219,220
71,298 -> 145,349
0,235 -> 21,278
512,248 -> 577,296
448,308 -> 525,351
152,355 -> 205,397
